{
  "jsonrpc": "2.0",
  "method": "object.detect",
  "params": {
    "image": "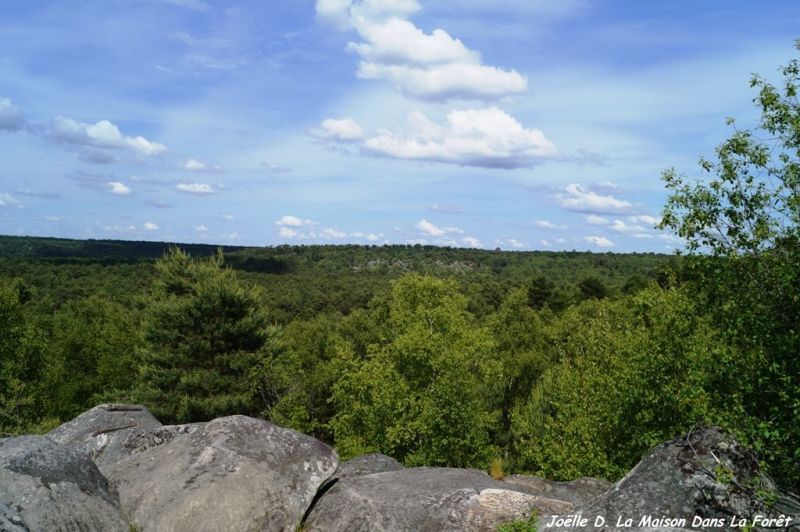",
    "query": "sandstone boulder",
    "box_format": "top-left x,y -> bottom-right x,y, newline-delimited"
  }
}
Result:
0,436 -> 129,531
503,475 -> 611,508
335,453 -> 403,480
47,403 -> 162,466
104,415 -> 338,532
542,426 -> 800,531
304,467 -> 573,531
